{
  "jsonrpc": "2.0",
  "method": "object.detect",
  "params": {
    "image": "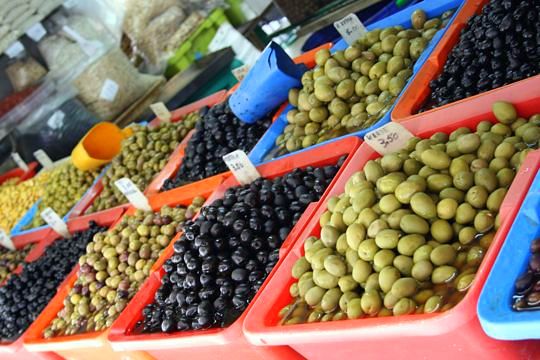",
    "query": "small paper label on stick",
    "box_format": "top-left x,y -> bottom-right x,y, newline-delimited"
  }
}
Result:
232,65 -> 251,82
11,152 -> 29,172
99,79 -> 119,102
364,122 -> 414,155
334,13 -> 368,46
114,178 -> 152,211
223,150 -> 261,185
41,208 -> 71,238
150,102 -> 171,122
0,230 -> 15,251
26,22 -> 47,41
34,149 -> 54,169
